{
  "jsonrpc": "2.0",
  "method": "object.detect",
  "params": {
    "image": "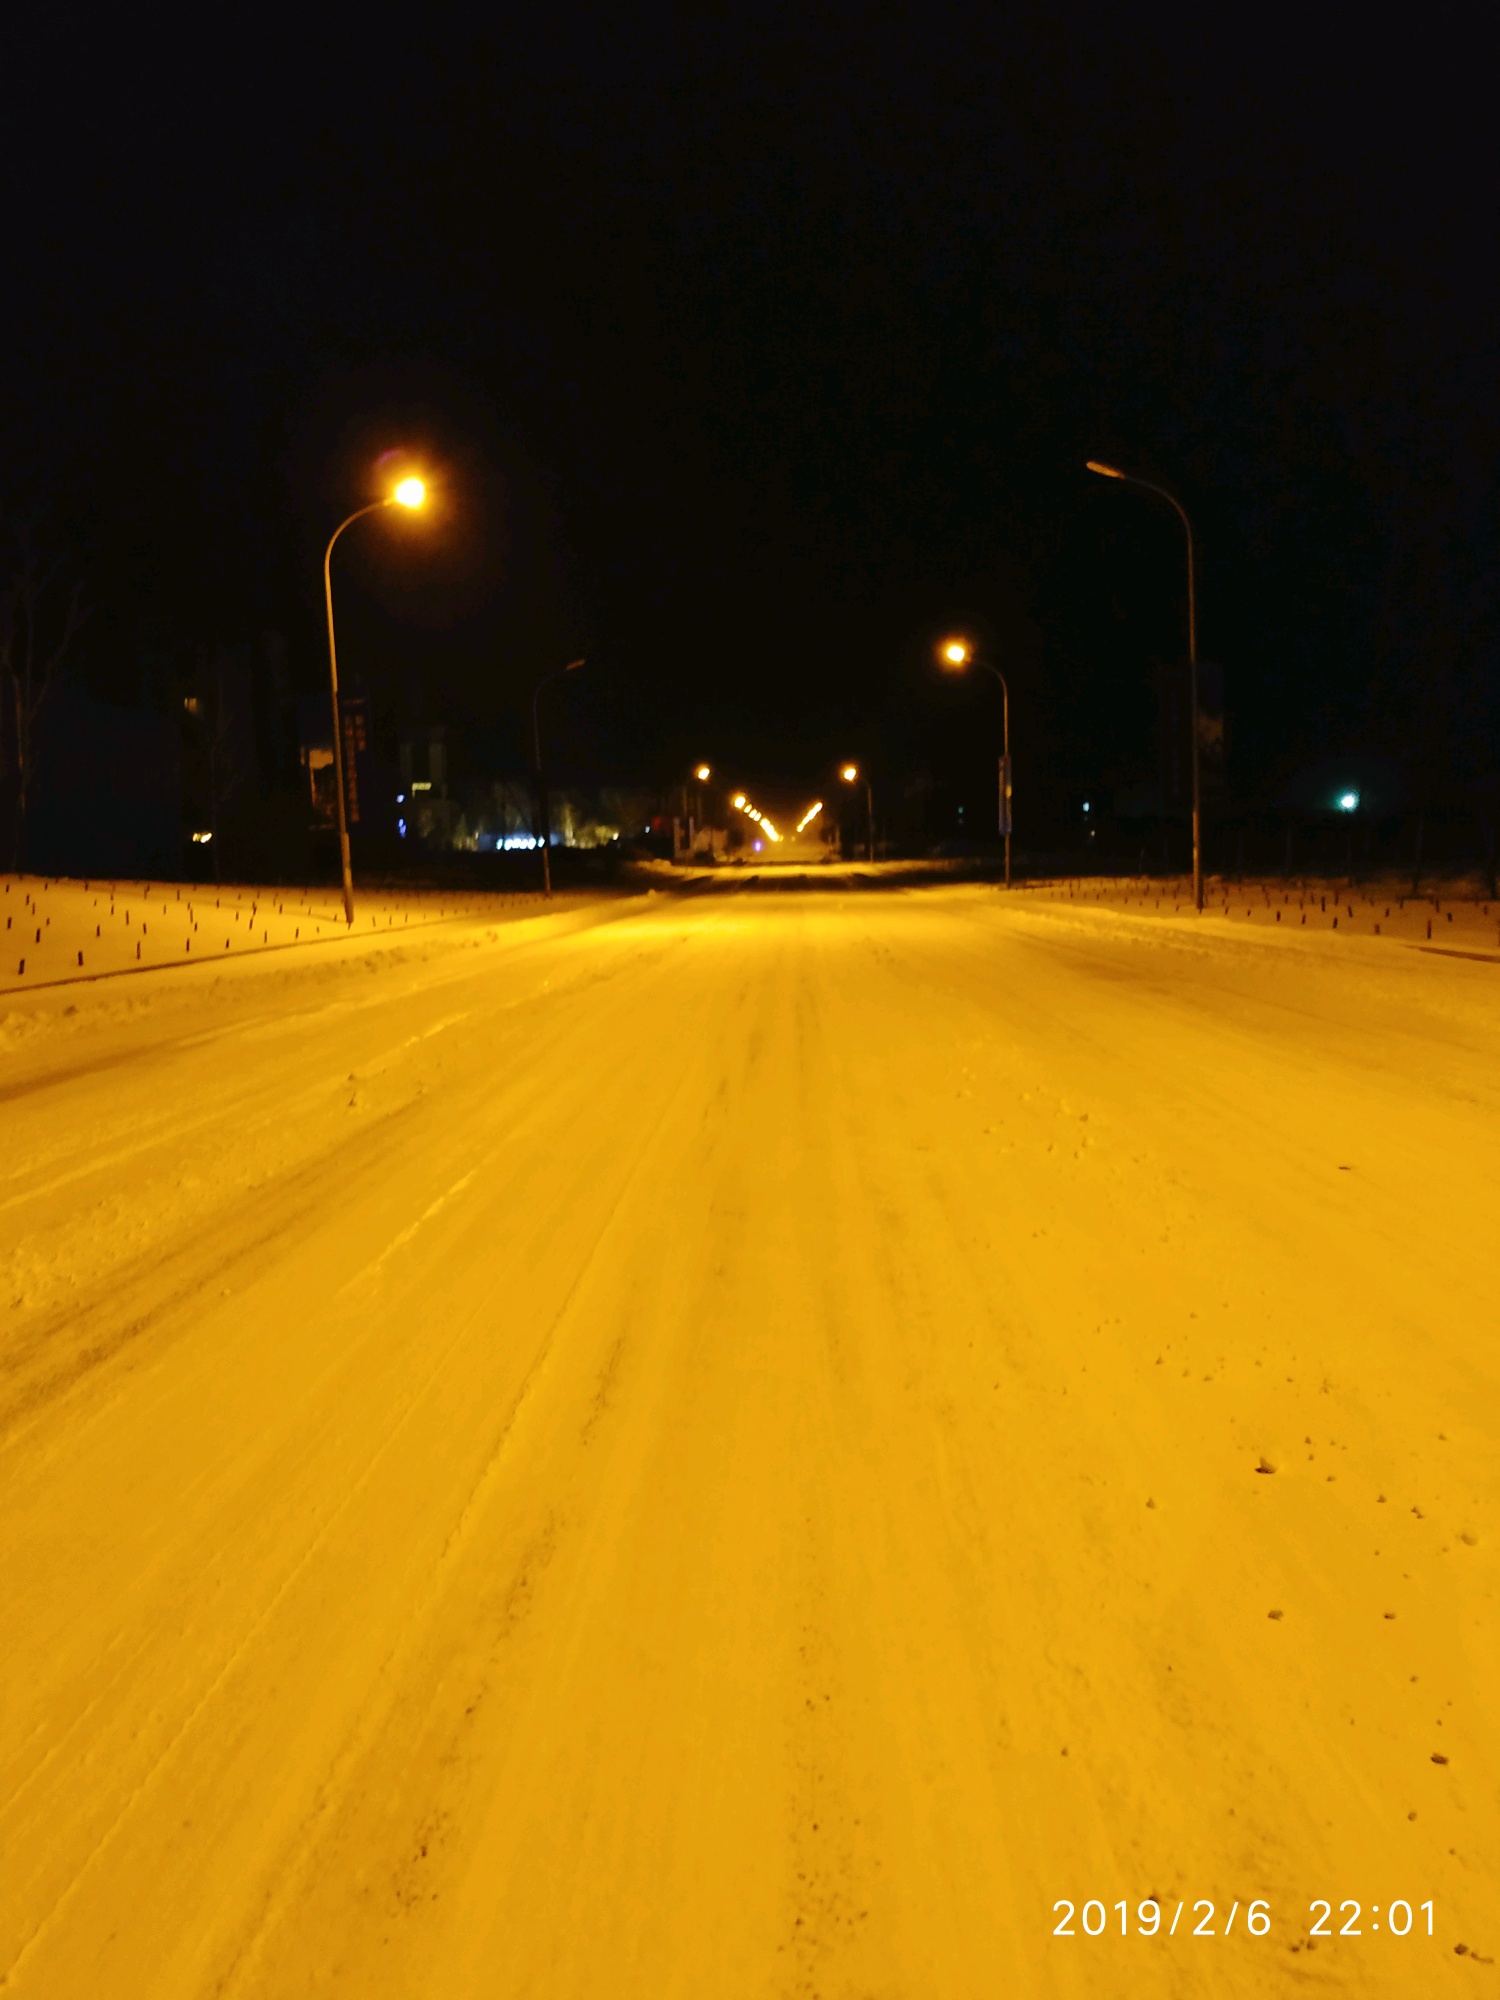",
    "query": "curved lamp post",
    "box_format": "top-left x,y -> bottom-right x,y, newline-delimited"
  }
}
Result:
532,657 -> 585,896
939,638 -> 1011,886
323,475 -> 427,924
1086,460 -> 1202,911
840,762 -> 875,861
